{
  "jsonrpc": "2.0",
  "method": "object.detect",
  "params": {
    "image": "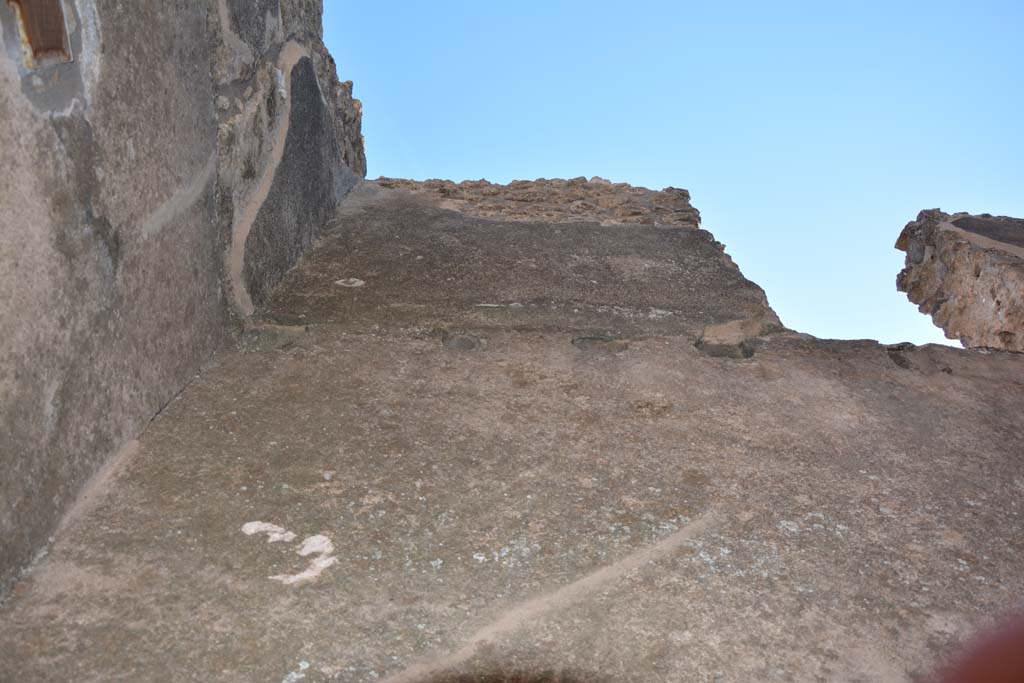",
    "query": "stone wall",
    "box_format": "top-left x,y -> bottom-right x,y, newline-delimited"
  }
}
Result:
0,0 -> 363,591
897,210 -> 1024,352
213,0 -> 365,315
377,177 -> 701,229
